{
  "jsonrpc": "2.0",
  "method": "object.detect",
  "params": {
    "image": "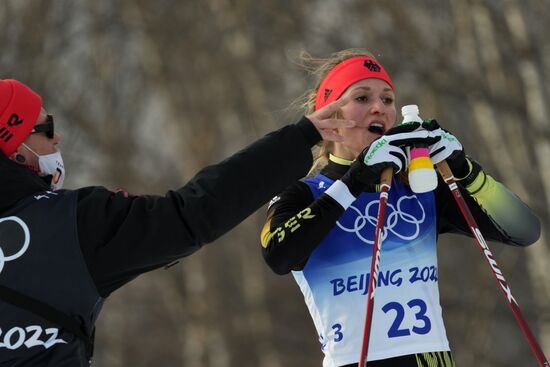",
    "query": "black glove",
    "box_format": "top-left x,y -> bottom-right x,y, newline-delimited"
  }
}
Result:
422,119 -> 481,183
341,122 -> 440,195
